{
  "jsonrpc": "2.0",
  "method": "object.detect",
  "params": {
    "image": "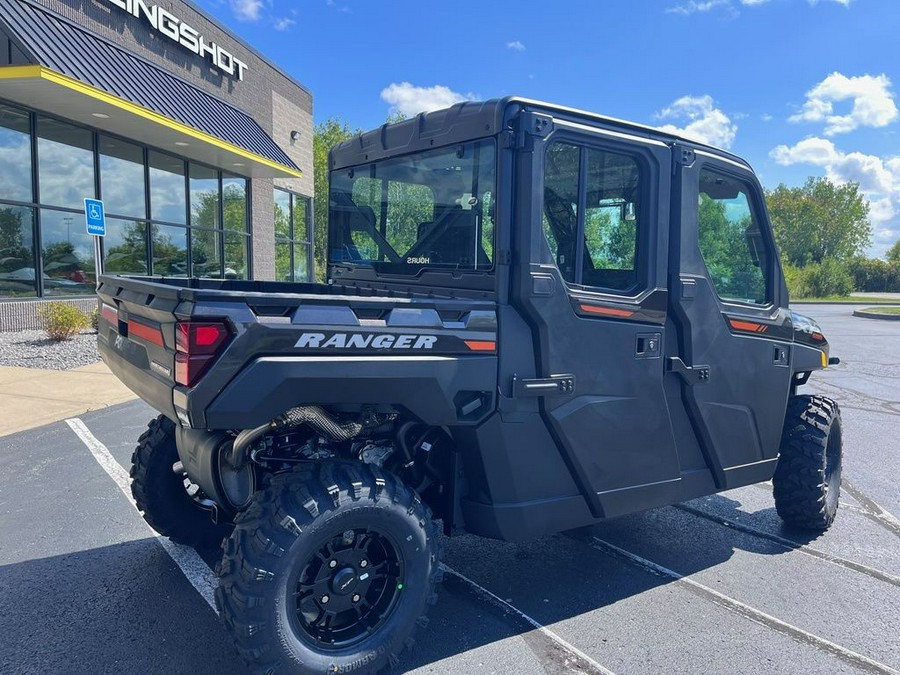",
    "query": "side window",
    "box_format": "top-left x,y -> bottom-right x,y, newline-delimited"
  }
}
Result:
698,169 -> 770,305
543,141 -> 642,292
